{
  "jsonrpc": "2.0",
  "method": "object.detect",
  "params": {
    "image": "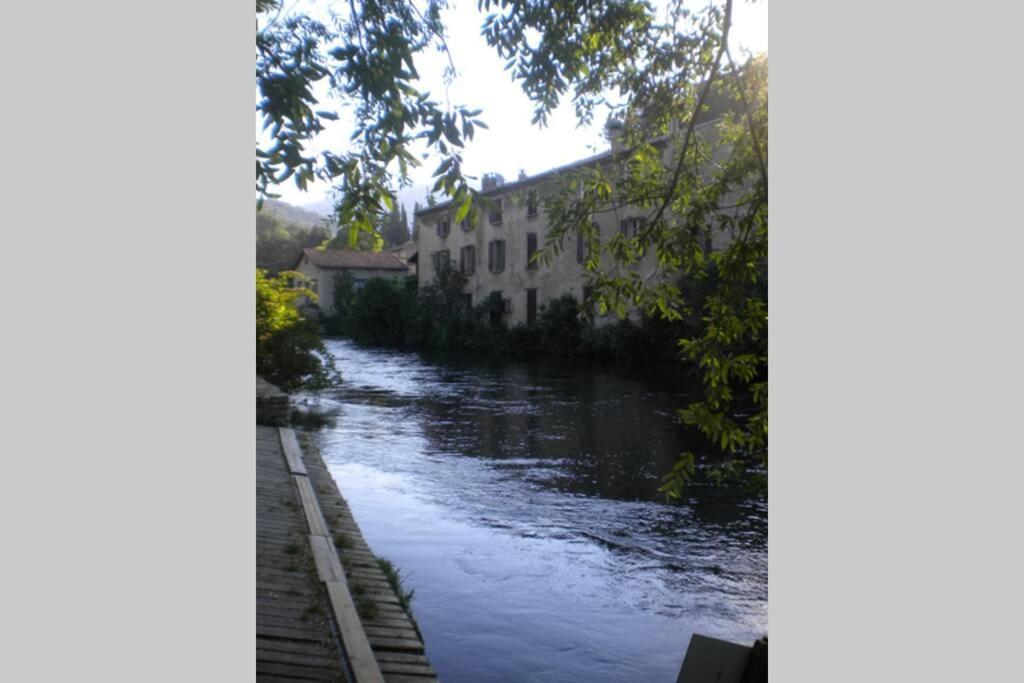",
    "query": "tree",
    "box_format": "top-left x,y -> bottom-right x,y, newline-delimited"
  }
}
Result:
256,269 -> 339,390
257,0 -> 486,247
482,0 -> 767,494
379,203 -> 410,247
256,211 -> 331,273
256,0 -> 767,493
